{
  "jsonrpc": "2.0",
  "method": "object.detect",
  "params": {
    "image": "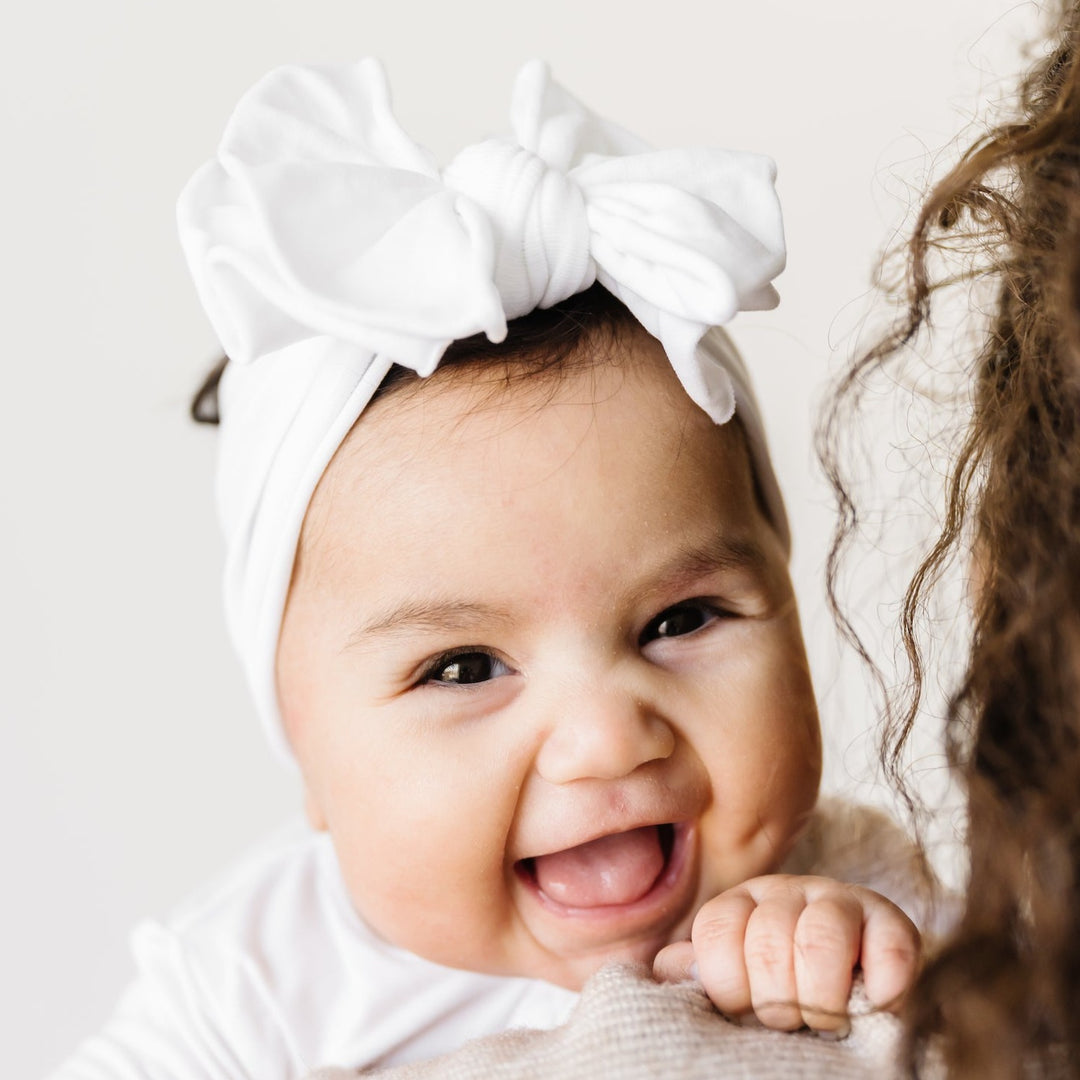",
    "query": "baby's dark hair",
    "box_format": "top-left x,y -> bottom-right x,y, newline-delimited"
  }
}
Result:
190,282 -> 637,425
821,4 -> 1080,1075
